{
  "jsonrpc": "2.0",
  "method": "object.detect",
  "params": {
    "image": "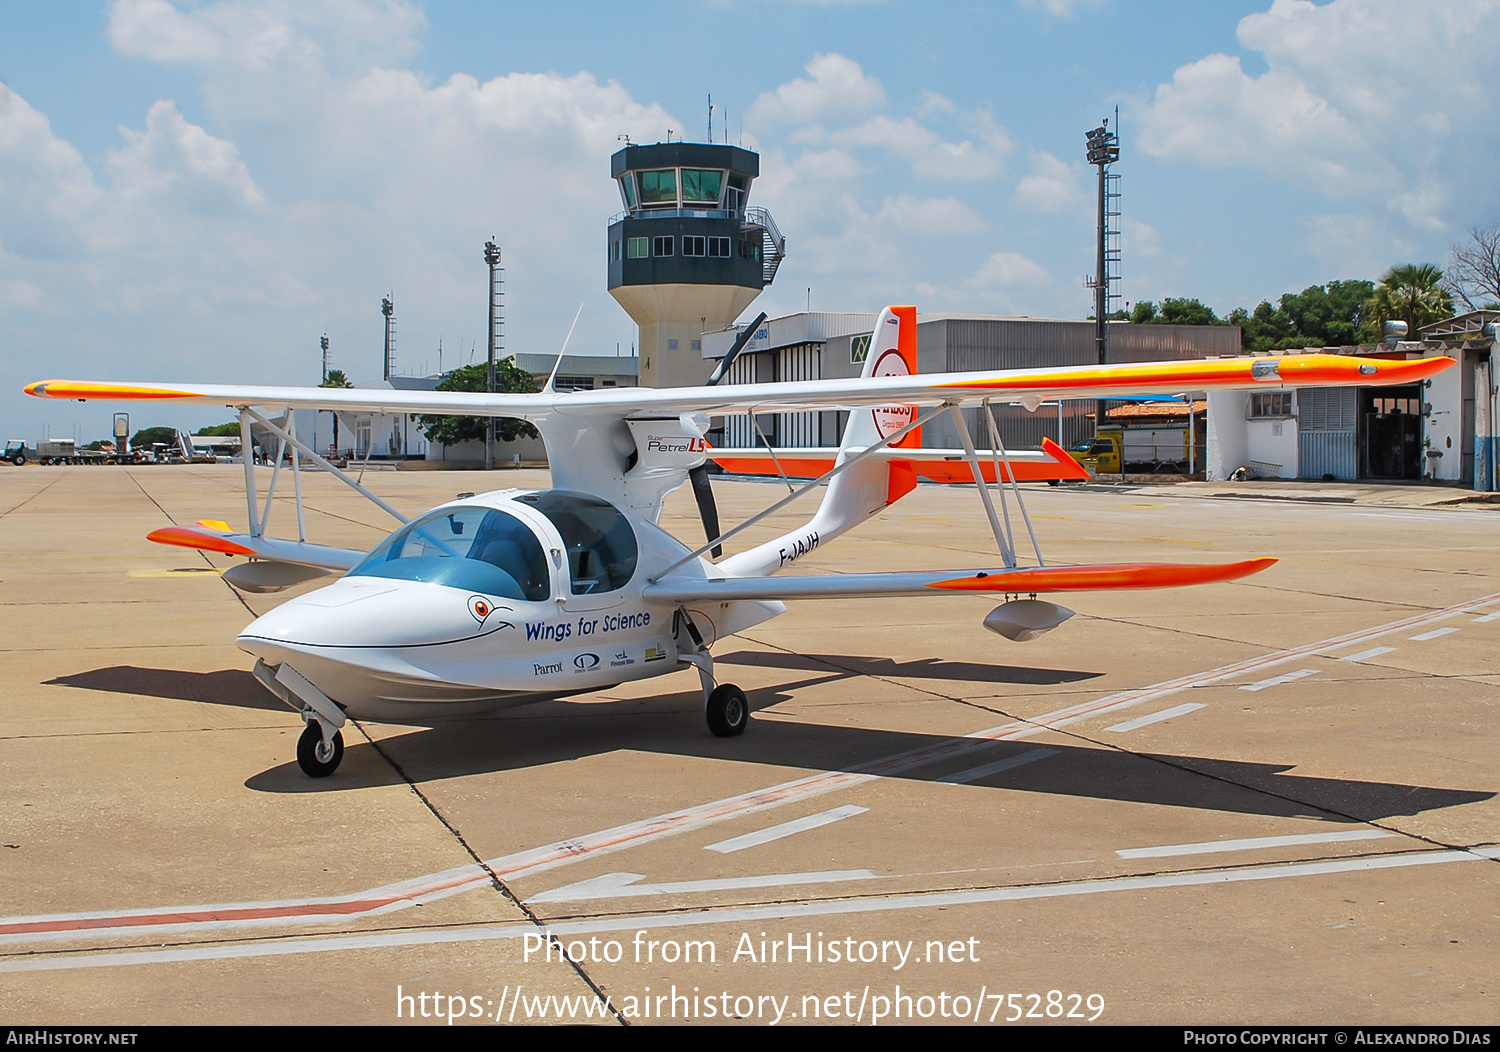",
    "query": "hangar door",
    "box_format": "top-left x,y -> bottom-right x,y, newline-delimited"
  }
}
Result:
1298,387 -> 1357,480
